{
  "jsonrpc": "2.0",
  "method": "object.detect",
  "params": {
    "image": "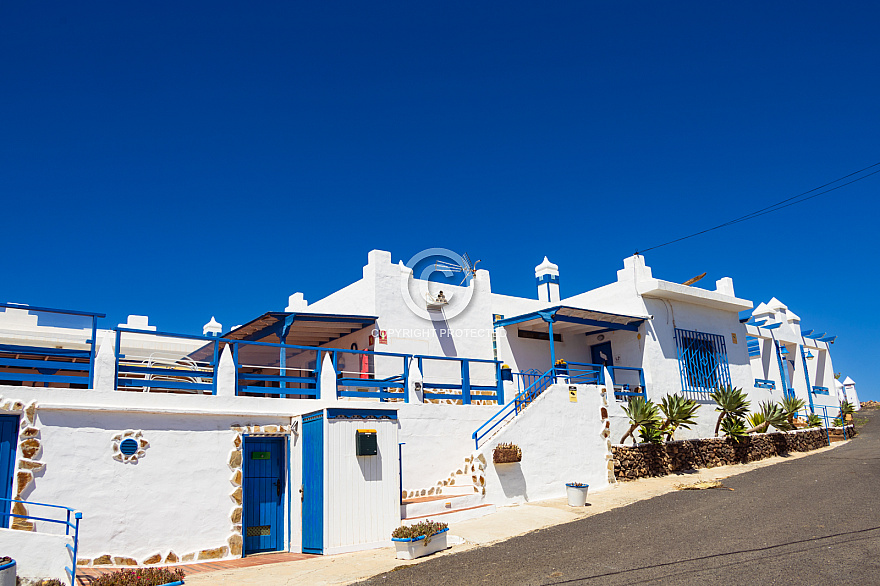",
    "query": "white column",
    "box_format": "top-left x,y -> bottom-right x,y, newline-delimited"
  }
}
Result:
216,345 -> 237,396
